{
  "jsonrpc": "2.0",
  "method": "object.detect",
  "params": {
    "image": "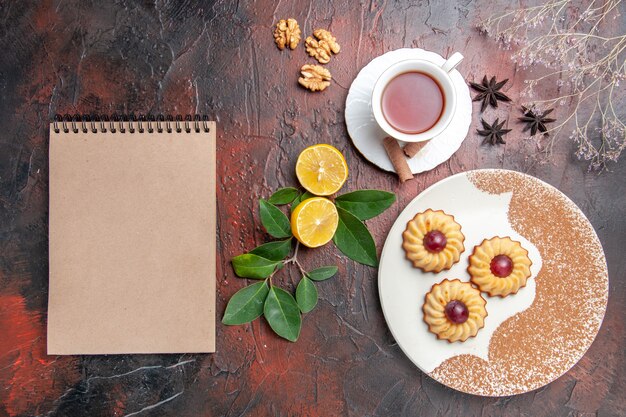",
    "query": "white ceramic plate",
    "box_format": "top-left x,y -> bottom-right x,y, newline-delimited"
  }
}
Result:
378,169 -> 608,396
345,48 -> 472,174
